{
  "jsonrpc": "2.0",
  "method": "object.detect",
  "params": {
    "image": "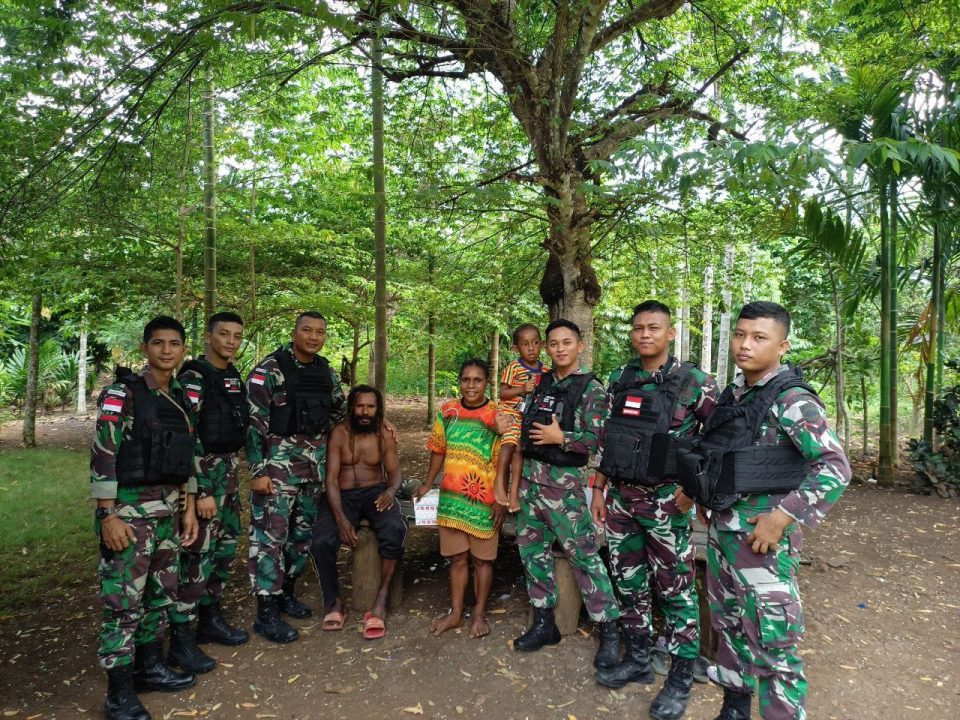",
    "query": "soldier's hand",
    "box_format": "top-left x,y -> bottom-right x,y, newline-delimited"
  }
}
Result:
590,488 -> 607,528
251,475 -> 275,495
674,489 -> 693,514
383,419 -> 399,444
101,516 -> 135,552
181,511 -> 199,546
375,488 -> 396,512
746,508 -> 793,554
530,414 -> 564,445
197,495 -> 217,519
